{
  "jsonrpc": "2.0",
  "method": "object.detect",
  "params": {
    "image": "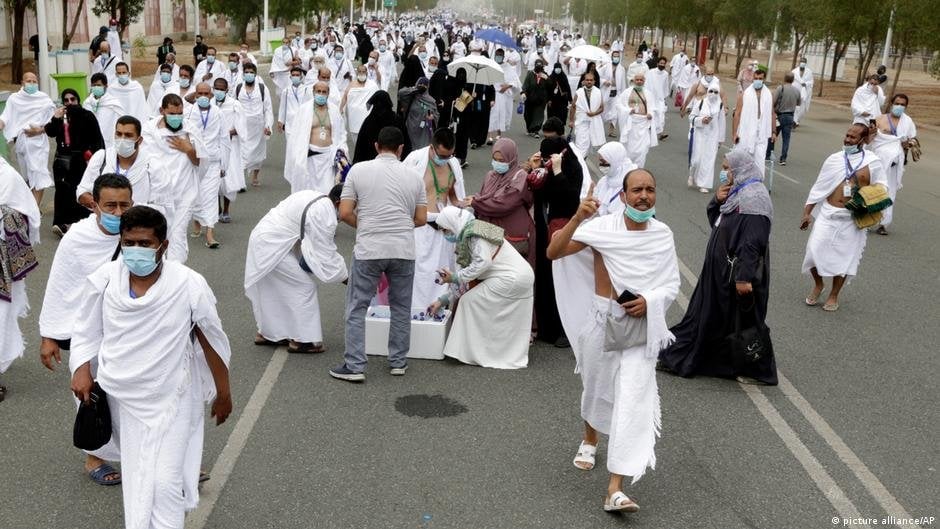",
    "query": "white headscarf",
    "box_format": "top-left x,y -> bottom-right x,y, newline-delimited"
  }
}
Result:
435,205 -> 474,235
595,142 -> 637,213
